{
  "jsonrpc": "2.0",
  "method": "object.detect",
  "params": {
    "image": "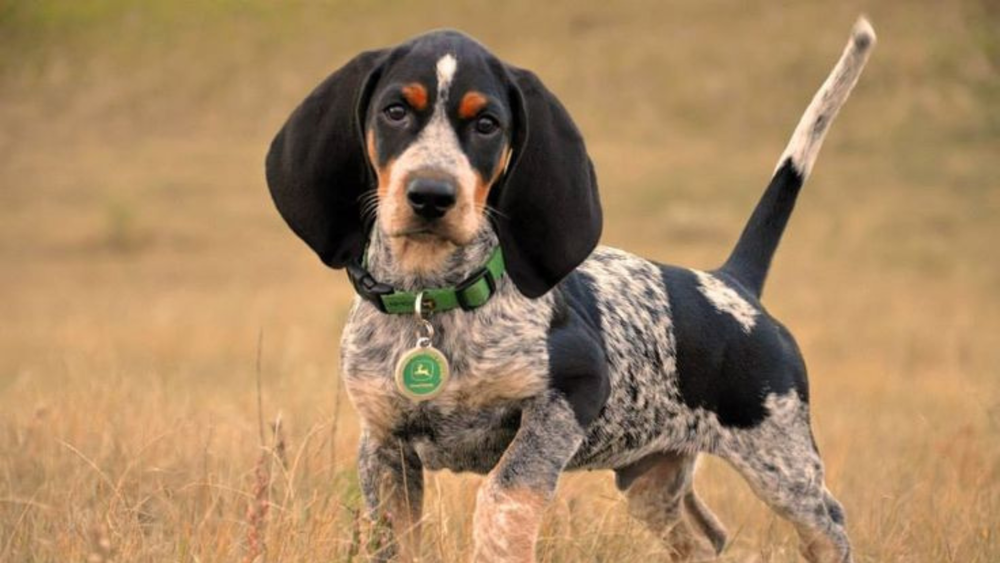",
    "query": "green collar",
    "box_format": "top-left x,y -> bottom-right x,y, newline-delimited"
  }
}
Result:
346,247 -> 506,314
